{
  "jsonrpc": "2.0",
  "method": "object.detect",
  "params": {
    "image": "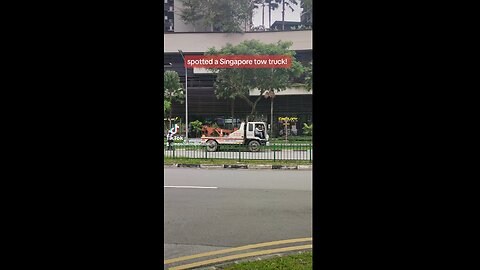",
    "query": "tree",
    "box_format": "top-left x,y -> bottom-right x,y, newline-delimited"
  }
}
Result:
276,0 -> 298,30
179,0 -> 260,32
190,120 -> 203,138
178,0 -> 203,32
304,61 -> 312,91
163,100 -> 171,135
164,71 -> 184,129
206,40 -> 304,121
260,1 -> 266,28
302,123 -> 312,136
164,100 -> 171,116
213,70 -> 243,124
266,0 -> 279,28
300,0 -> 312,26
